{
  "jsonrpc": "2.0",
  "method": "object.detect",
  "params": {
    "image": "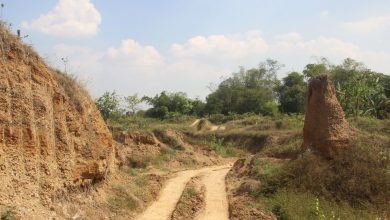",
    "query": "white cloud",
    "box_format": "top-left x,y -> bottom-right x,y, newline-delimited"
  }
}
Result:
106,39 -> 164,67
50,30 -> 390,100
320,10 -> 329,17
343,16 -> 390,33
275,32 -> 302,43
21,0 -> 101,37
52,44 -> 103,74
272,32 -> 390,75
274,33 -> 360,58
170,31 -> 268,61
